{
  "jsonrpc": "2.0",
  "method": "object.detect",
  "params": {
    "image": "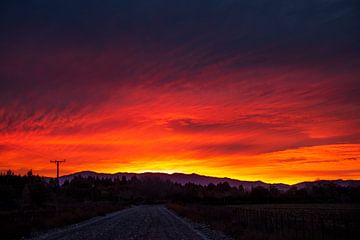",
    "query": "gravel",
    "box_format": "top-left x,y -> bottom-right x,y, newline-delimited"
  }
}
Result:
29,205 -> 232,240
